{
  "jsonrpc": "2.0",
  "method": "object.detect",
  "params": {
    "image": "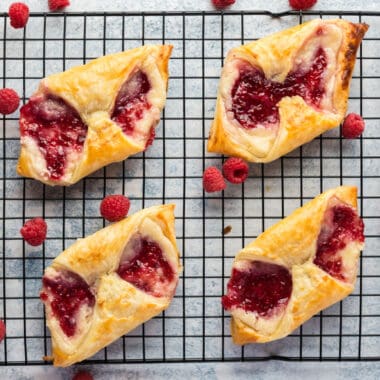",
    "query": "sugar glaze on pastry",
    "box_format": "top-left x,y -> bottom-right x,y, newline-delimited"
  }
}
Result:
222,186 -> 365,344
40,204 -> 181,366
208,19 -> 368,162
18,45 -> 172,186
